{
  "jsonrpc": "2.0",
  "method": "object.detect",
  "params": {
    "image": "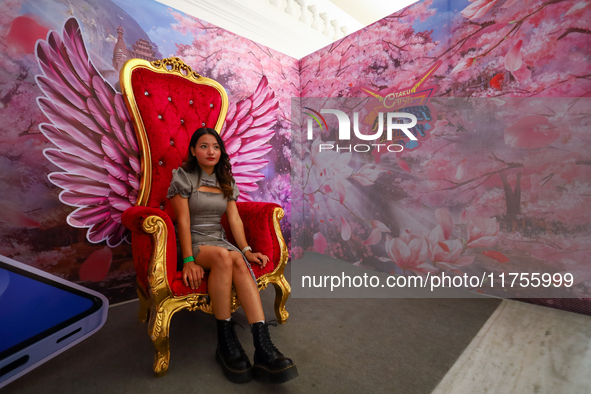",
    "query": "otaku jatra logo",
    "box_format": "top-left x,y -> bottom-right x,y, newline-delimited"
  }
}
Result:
362,61 -> 442,152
